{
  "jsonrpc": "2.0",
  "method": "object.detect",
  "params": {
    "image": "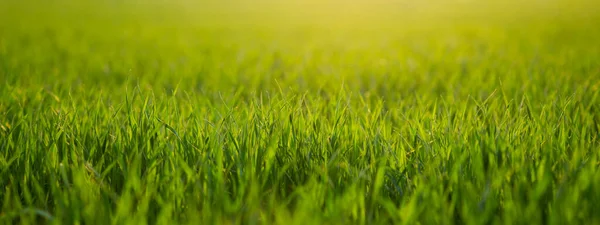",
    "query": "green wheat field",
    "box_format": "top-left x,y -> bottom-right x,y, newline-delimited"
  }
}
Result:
1,0 -> 600,224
